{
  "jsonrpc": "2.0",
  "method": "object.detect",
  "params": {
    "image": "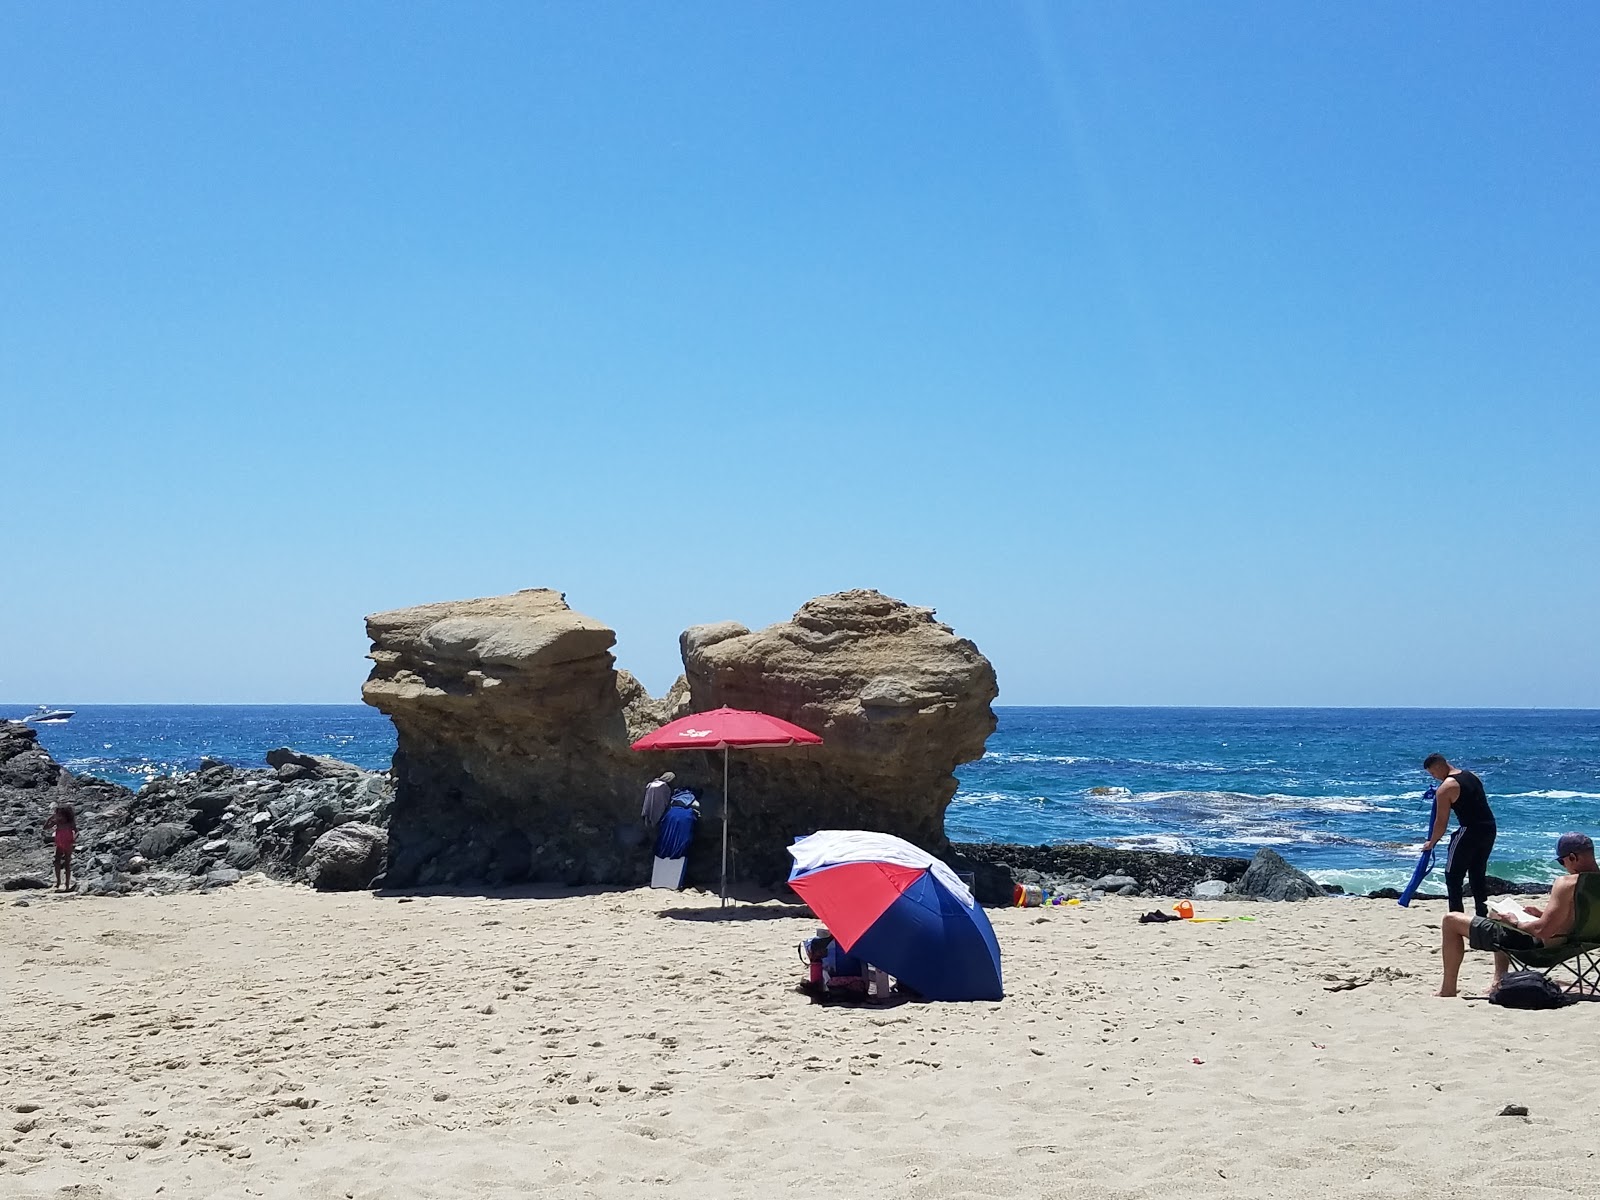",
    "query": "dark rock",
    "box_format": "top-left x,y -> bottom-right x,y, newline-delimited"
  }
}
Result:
1092,874 -> 1139,892
139,823 -> 189,859
304,823 -> 388,891
276,764 -> 311,782
224,842 -> 261,870
0,722 -> 63,791
265,748 -> 365,781
1,723 -> 389,897
1233,848 -> 1324,901
204,868 -> 241,887
951,842 -> 1251,900
3,875 -> 49,890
